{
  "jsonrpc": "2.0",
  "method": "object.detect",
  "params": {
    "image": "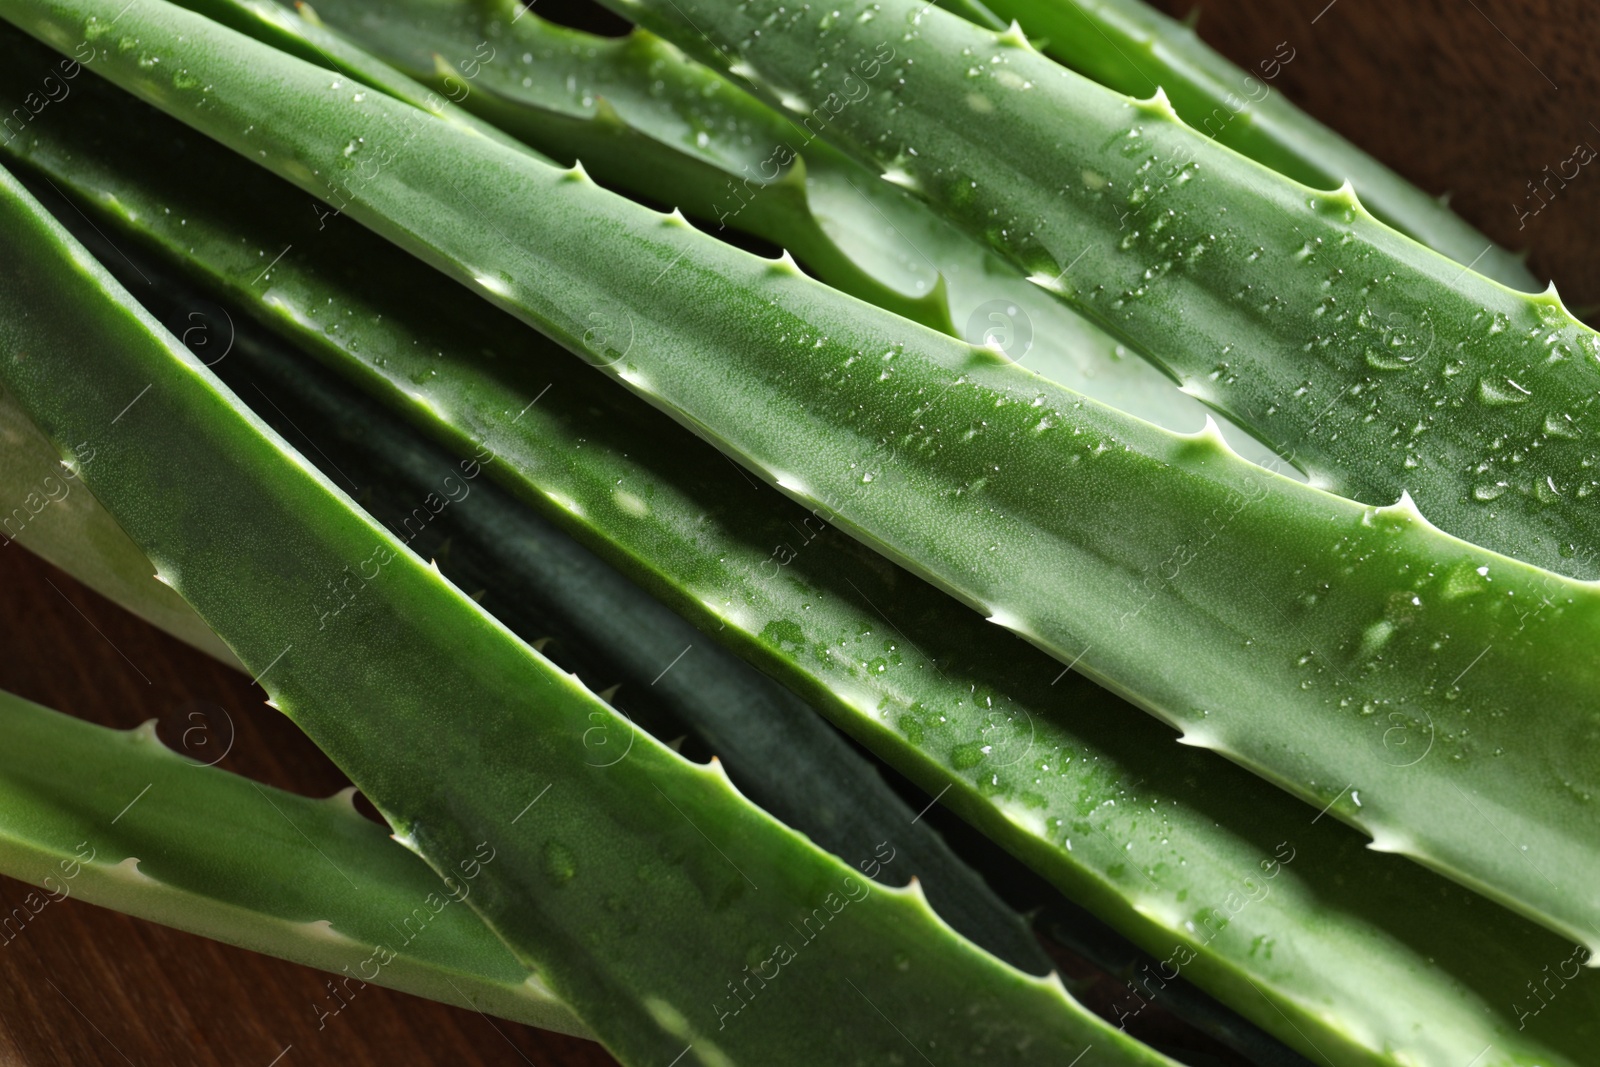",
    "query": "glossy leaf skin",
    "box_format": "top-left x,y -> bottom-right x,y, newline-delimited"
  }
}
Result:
0,159 -> 1162,1066
175,0 -> 547,157
181,262 -> 1054,978
0,688 -> 585,1036
290,0 -> 948,334
940,0 -> 1538,291
5,13 -> 1600,1067
200,0 -> 1280,460
606,0 -> 1600,581
5,69 -> 1054,975
0,42 -> 1461,1066
8,0 -> 1600,1010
